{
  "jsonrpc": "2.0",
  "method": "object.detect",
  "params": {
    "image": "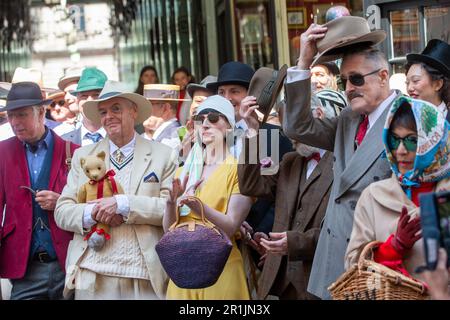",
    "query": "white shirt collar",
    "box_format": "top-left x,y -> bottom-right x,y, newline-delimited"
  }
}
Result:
109,133 -> 137,158
153,118 -> 178,140
235,119 -> 248,130
81,125 -> 106,140
437,101 -> 447,117
367,91 -> 398,132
